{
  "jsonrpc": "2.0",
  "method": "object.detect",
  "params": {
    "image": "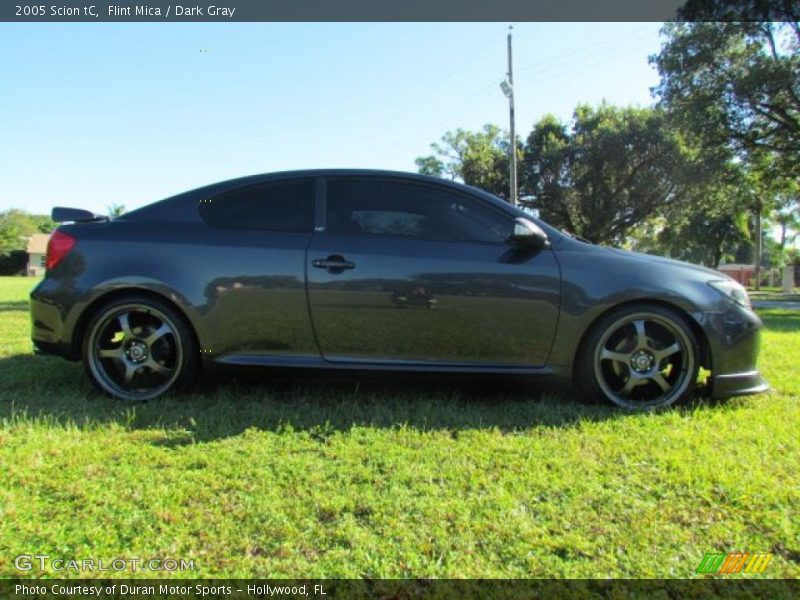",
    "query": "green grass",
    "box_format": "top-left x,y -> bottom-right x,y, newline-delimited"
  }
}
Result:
750,291 -> 800,303
0,276 -> 798,578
